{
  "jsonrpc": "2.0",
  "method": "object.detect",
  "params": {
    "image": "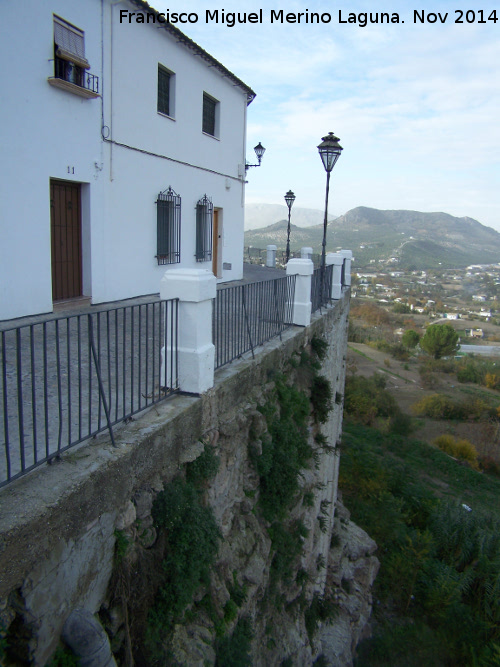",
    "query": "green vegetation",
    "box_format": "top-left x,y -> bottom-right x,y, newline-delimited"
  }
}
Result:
339,423 -> 500,666
252,376 -> 312,521
411,393 -> 489,421
215,616 -> 253,667
113,529 -> 130,565
310,375 -> 333,423
186,442 -> 220,486
420,324 -> 459,359
344,374 -> 412,435
434,434 -> 479,467
402,329 -> 420,349
304,593 -> 338,642
48,646 -> 79,667
146,477 -> 221,658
